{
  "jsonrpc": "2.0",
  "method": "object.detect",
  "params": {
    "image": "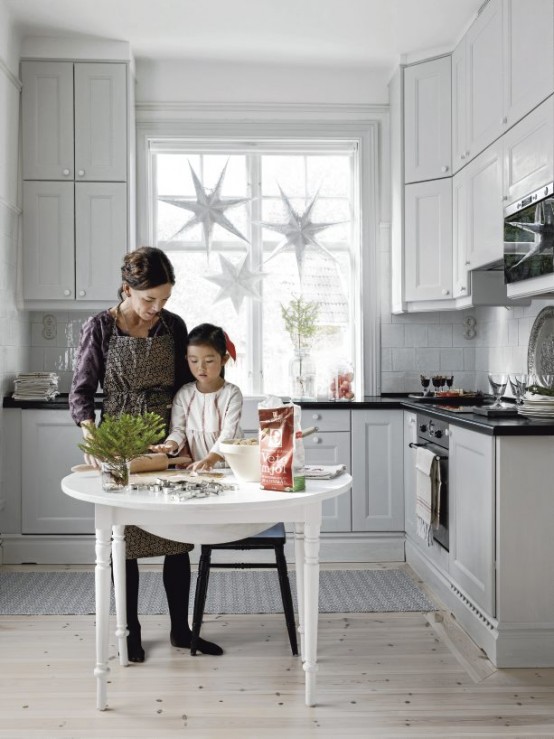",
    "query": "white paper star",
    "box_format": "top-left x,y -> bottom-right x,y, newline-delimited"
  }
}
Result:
159,161 -> 250,257
204,254 -> 266,313
258,185 -> 344,279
